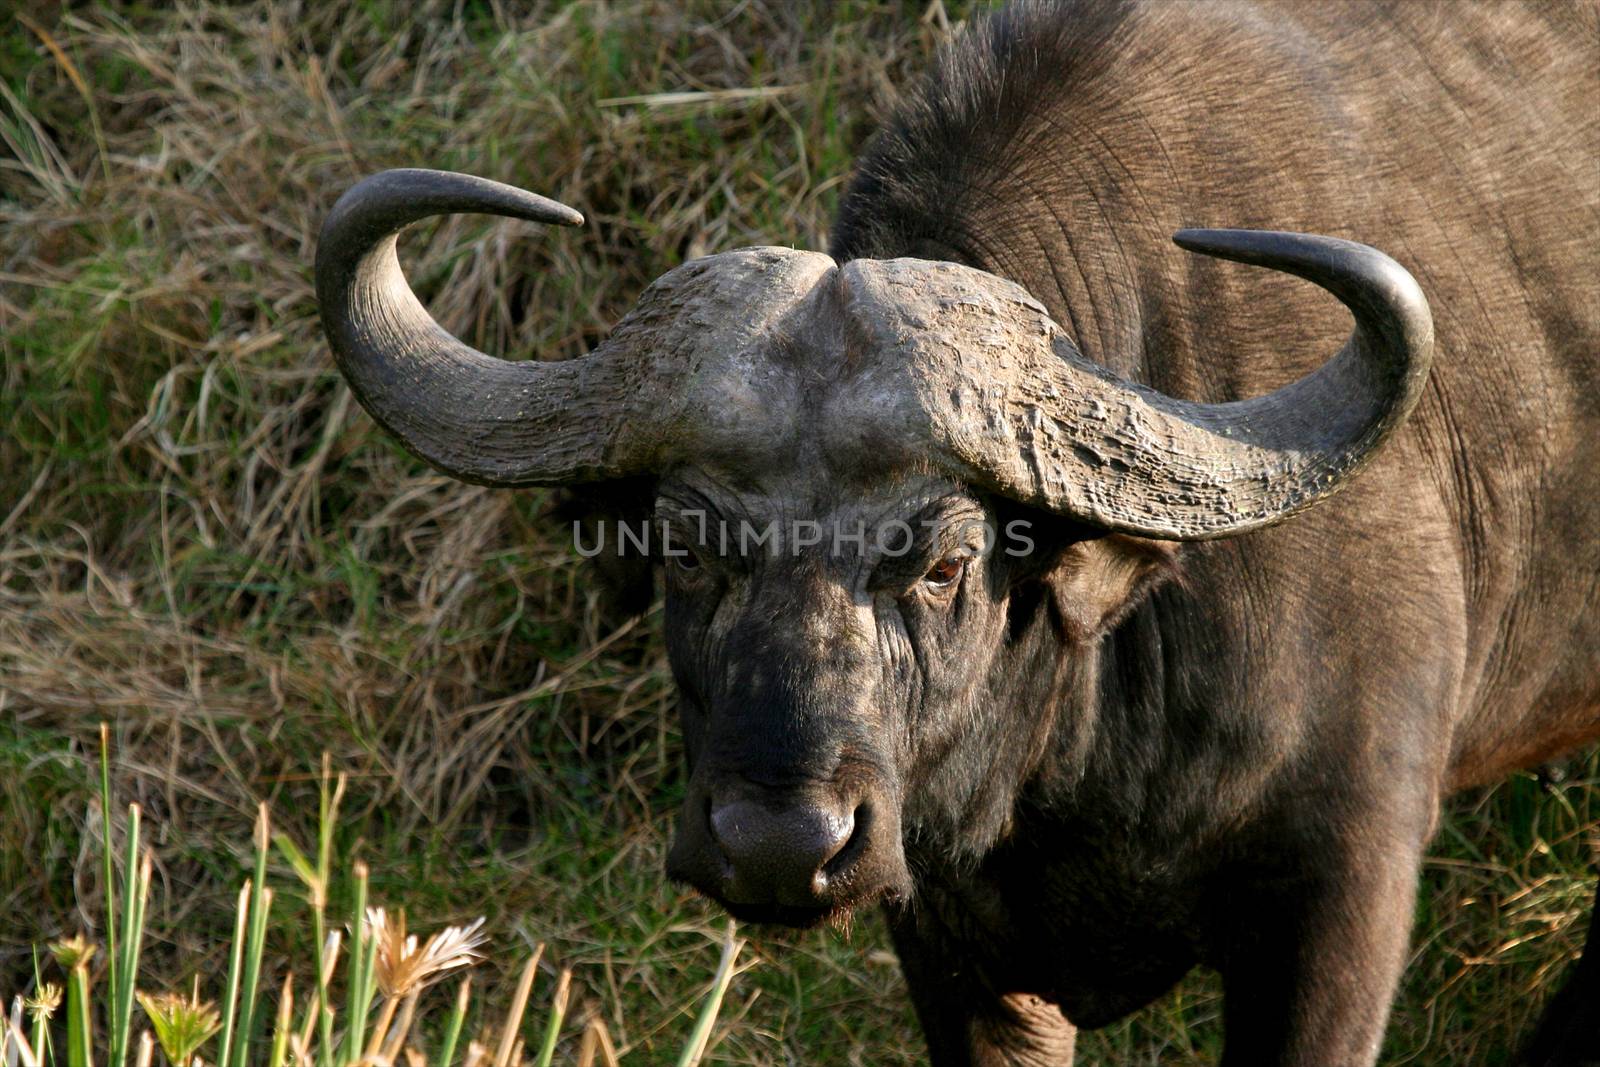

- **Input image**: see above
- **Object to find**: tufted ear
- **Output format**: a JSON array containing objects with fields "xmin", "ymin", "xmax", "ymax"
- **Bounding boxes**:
[{"xmin": 1038, "ymin": 533, "xmax": 1179, "ymax": 644}]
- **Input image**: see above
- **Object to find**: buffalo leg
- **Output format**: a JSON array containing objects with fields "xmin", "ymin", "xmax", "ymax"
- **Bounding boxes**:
[
  {"xmin": 1215, "ymin": 818, "xmax": 1431, "ymax": 1067},
  {"xmin": 889, "ymin": 912, "xmax": 1077, "ymax": 1066},
  {"xmin": 1520, "ymin": 877, "xmax": 1600, "ymax": 1066}
]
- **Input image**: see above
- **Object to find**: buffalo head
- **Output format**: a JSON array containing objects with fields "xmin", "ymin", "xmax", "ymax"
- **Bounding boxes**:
[{"xmin": 316, "ymin": 169, "xmax": 1431, "ymax": 927}]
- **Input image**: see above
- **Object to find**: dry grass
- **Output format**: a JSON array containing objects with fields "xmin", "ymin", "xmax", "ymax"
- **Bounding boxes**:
[{"xmin": 1, "ymin": 2, "xmax": 1593, "ymax": 1063}]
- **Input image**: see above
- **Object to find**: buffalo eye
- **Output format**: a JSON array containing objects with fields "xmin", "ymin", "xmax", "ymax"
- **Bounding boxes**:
[
  {"xmin": 669, "ymin": 545, "xmax": 700, "ymax": 572},
  {"xmin": 922, "ymin": 554, "xmax": 966, "ymax": 591}
]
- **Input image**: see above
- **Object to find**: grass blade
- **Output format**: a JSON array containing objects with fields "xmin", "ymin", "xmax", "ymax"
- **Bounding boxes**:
[
  {"xmin": 111, "ymin": 808, "xmax": 145, "ymax": 1067},
  {"xmin": 14, "ymin": 12, "xmax": 110, "ymax": 185},
  {"xmin": 340, "ymin": 863, "xmax": 367, "ymax": 1067},
  {"xmin": 29, "ymin": 1007, "xmax": 49, "ymax": 1067},
  {"xmin": 354, "ymin": 930, "xmax": 379, "ymax": 1057},
  {"xmin": 674, "ymin": 923, "xmax": 743, "ymax": 1067},
  {"xmin": 27, "ymin": 949, "xmax": 55, "ymax": 1067},
  {"xmin": 230, "ymin": 806, "xmax": 272, "ymax": 1067},
  {"xmin": 436, "ymin": 976, "xmax": 470, "ymax": 1067},
  {"xmin": 268, "ymin": 974, "xmax": 293, "ymax": 1067},
  {"xmin": 296, "ymin": 930, "xmax": 339, "ymax": 1056},
  {"xmin": 96, "ymin": 727, "xmax": 118, "ymax": 1067},
  {"xmin": 532, "ymin": 969, "xmax": 571, "ymax": 1067},
  {"xmin": 494, "ymin": 946, "xmax": 542, "ymax": 1067},
  {"xmin": 64, "ymin": 951, "xmax": 93, "ymax": 1067},
  {"xmin": 315, "ymin": 764, "xmax": 345, "ymax": 1067},
  {"xmin": 215, "ymin": 882, "xmax": 251, "ymax": 1067}
]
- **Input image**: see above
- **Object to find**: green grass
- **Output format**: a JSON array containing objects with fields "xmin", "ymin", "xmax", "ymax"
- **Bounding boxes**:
[
  {"xmin": 0, "ymin": 2, "xmax": 1593, "ymax": 1064},
  {"xmin": 6, "ymin": 733, "xmax": 748, "ymax": 1065}
]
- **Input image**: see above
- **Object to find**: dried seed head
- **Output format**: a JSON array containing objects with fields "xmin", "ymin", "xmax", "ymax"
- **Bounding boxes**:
[
  {"xmin": 25, "ymin": 982, "xmax": 62, "ymax": 1020},
  {"xmin": 364, "ymin": 908, "xmax": 487, "ymax": 999}
]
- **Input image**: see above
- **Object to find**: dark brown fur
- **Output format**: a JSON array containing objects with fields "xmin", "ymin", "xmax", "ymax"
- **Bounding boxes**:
[
  {"xmin": 316, "ymin": 3, "xmax": 1598, "ymax": 1061},
  {"xmin": 821, "ymin": 2, "xmax": 1600, "ymax": 1063}
]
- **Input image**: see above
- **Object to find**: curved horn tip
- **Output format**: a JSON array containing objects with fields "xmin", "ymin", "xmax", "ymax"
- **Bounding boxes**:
[
  {"xmin": 1171, "ymin": 227, "xmax": 1406, "ymax": 282},
  {"xmin": 314, "ymin": 167, "xmax": 604, "ymax": 489},
  {"xmin": 1171, "ymin": 227, "xmax": 1387, "ymax": 270},
  {"xmin": 1170, "ymin": 227, "xmax": 1430, "ymax": 334},
  {"xmin": 327, "ymin": 168, "xmax": 584, "ymax": 233}
]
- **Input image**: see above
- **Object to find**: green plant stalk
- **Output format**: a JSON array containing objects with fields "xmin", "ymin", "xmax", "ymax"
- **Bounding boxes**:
[
  {"xmin": 30, "ymin": 948, "xmax": 52, "ymax": 1067},
  {"xmin": 291, "ymin": 929, "xmax": 339, "ymax": 1059},
  {"xmin": 674, "ymin": 924, "xmax": 743, "ymax": 1067},
  {"xmin": 66, "ymin": 961, "xmax": 92, "ymax": 1067},
  {"xmin": 316, "ymin": 767, "xmax": 344, "ymax": 1067},
  {"xmin": 341, "ymin": 863, "xmax": 368, "ymax": 1067},
  {"xmin": 284, "ymin": 921, "xmax": 324, "ymax": 1062},
  {"xmin": 533, "ymin": 970, "xmax": 571, "ymax": 1067},
  {"xmin": 352, "ymin": 930, "xmax": 379, "ymax": 1060},
  {"xmin": 111, "ymin": 807, "xmax": 144, "ymax": 1067},
  {"xmin": 232, "ymin": 882, "xmax": 274, "ymax": 1067},
  {"xmin": 308, "ymin": 907, "xmax": 329, "ymax": 1067},
  {"xmin": 268, "ymin": 975, "xmax": 293, "ymax": 1067},
  {"xmin": 215, "ymin": 881, "xmax": 251, "ymax": 1067},
  {"xmin": 436, "ymin": 977, "xmax": 470, "ymax": 1067},
  {"xmin": 230, "ymin": 808, "xmax": 272, "ymax": 1067},
  {"xmin": 269, "ymin": 1015, "xmax": 291, "ymax": 1066},
  {"xmin": 273, "ymin": 828, "xmax": 328, "ymax": 1062},
  {"xmin": 287, "ymin": 948, "xmax": 320, "ymax": 1067},
  {"xmin": 122, "ymin": 856, "xmax": 151, "ymax": 1067},
  {"xmin": 31, "ymin": 1011, "xmax": 50, "ymax": 1067},
  {"xmin": 97, "ymin": 726, "xmax": 118, "ymax": 1067}
]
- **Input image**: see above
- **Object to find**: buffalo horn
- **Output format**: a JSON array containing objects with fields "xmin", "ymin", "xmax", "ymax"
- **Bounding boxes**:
[{"xmin": 316, "ymin": 168, "xmax": 642, "ymax": 486}]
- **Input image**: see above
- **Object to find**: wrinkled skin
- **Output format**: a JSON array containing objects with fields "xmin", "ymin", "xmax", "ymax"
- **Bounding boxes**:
[
  {"xmin": 642, "ymin": 2, "xmax": 1600, "ymax": 1065},
  {"xmin": 658, "ymin": 473, "xmax": 1105, "ymax": 924}
]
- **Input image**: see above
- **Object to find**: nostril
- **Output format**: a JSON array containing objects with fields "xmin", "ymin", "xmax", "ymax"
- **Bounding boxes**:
[
  {"xmin": 819, "ymin": 805, "xmax": 856, "ymax": 860},
  {"xmin": 707, "ymin": 798, "xmax": 742, "ymax": 854},
  {"xmin": 708, "ymin": 795, "xmax": 874, "ymax": 904},
  {"xmin": 703, "ymin": 794, "xmax": 735, "ymax": 876},
  {"xmin": 815, "ymin": 803, "xmax": 872, "ymax": 891}
]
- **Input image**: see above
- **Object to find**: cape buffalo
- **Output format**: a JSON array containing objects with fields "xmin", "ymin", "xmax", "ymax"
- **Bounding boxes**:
[{"xmin": 315, "ymin": 1, "xmax": 1599, "ymax": 1063}]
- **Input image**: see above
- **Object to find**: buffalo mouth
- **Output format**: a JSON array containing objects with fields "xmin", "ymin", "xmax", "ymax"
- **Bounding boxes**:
[
  {"xmin": 674, "ymin": 874, "xmax": 901, "ymax": 930},
  {"xmin": 664, "ymin": 789, "xmax": 911, "ymax": 929}
]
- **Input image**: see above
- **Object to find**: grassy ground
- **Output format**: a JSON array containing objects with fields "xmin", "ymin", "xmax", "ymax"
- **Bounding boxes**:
[{"xmin": 1, "ymin": 2, "xmax": 1594, "ymax": 1063}]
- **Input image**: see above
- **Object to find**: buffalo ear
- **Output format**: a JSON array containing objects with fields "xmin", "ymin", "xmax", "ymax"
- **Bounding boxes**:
[
  {"xmin": 1039, "ymin": 533, "xmax": 1179, "ymax": 643},
  {"xmin": 548, "ymin": 479, "xmax": 656, "ymax": 630}
]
